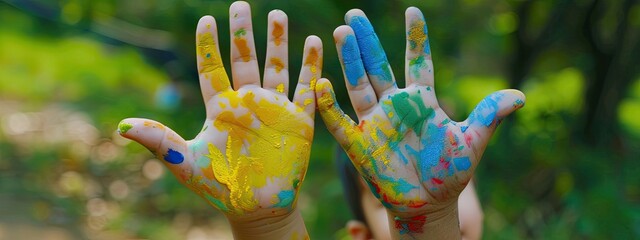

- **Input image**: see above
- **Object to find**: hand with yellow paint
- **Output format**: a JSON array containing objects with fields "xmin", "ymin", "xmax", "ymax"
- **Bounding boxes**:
[
  {"xmin": 316, "ymin": 7, "xmax": 525, "ymax": 239},
  {"xmin": 118, "ymin": 2, "xmax": 320, "ymax": 239}
]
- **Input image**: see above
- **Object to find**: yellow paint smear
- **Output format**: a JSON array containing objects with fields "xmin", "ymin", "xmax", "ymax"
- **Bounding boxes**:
[
  {"xmin": 197, "ymin": 32, "xmax": 230, "ymax": 92},
  {"xmin": 276, "ymin": 83, "xmax": 285, "ymax": 93},
  {"xmin": 272, "ymin": 22, "xmax": 284, "ymax": 46},
  {"xmin": 317, "ymin": 81, "xmax": 405, "ymax": 203},
  {"xmin": 203, "ymin": 91, "xmax": 312, "ymax": 214},
  {"xmin": 220, "ymin": 90, "xmax": 241, "ymax": 108},
  {"xmin": 234, "ymin": 38, "xmax": 252, "ymax": 62},
  {"xmin": 303, "ymin": 98, "xmax": 313, "ymax": 106},
  {"xmin": 408, "ymin": 20, "xmax": 427, "ymax": 51}
]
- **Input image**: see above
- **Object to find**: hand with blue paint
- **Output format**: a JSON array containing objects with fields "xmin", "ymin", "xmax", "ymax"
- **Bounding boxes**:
[
  {"xmin": 117, "ymin": 2, "xmax": 320, "ymax": 239},
  {"xmin": 316, "ymin": 7, "xmax": 525, "ymax": 239}
]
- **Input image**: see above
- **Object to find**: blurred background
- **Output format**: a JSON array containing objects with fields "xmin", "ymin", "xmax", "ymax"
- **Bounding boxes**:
[{"xmin": 0, "ymin": 0, "xmax": 639, "ymax": 239}]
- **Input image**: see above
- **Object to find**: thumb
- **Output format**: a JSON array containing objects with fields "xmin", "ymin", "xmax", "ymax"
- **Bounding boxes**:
[
  {"xmin": 315, "ymin": 78, "xmax": 358, "ymax": 150},
  {"xmin": 463, "ymin": 89, "xmax": 525, "ymax": 151},
  {"xmin": 118, "ymin": 118, "xmax": 191, "ymax": 181}
]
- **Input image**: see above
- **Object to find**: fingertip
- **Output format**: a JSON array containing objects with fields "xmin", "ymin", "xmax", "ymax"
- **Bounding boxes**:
[
  {"xmin": 504, "ymin": 89, "xmax": 526, "ymax": 100},
  {"xmin": 117, "ymin": 118, "xmax": 168, "ymax": 146},
  {"xmin": 197, "ymin": 15, "xmax": 216, "ymax": 31},
  {"xmin": 345, "ymin": 9, "xmax": 366, "ymax": 23},
  {"xmin": 315, "ymin": 78, "xmax": 330, "ymax": 95},
  {"xmin": 333, "ymin": 25, "xmax": 354, "ymax": 41},
  {"xmin": 230, "ymin": 1, "xmax": 250, "ymax": 10},
  {"xmin": 315, "ymin": 78, "xmax": 336, "ymax": 107},
  {"xmin": 405, "ymin": 6, "xmax": 423, "ymax": 17},
  {"xmin": 229, "ymin": 1, "xmax": 251, "ymax": 19},
  {"xmin": 268, "ymin": 9, "xmax": 288, "ymax": 22},
  {"xmin": 305, "ymin": 35, "xmax": 322, "ymax": 46},
  {"xmin": 198, "ymin": 15, "xmax": 214, "ymax": 23},
  {"xmin": 117, "ymin": 118, "xmax": 135, "ymax": 136},
  {"xmin": 502, "ymin": 89, "xmax": 526, "ymax": 109}
]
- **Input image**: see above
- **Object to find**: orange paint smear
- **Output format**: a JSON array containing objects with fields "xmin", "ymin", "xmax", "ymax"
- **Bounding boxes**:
[
  {"xmin": 272, "ymin": 22, "xmax": 284, "ymax": 46},
  {"xmin": 143, "ymin": 121, "xmax": 165, "ymax": 130},
  {"xmin": 304, "ymin": 48, "xmax": 319, "ymax": 66},
  {"xmin": 270, "ymin": 57, "xmax": 285, "ymax": 73},
  {"xmin": 234, "ymin": 38, "xmax": 252, "ymax": 62},
  {"xmin": 304, "ymin": 48, "xmax": 320, "ymax": 91}
]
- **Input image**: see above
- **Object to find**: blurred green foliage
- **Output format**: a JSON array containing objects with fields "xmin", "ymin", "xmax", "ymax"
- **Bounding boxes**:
[{"xmin": 0, "ymin": 0, "xmax": 639, "ymax": 239}]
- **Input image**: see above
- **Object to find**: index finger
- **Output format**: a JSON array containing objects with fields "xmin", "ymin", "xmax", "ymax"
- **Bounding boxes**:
[{"xmin": 196, "ymin": 16, "xmax": 231, "ymax": 106}]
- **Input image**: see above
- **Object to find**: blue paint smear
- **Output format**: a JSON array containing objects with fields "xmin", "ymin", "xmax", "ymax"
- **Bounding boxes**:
[
  {"xmin": 423, "ymin": 21, "xmax": 431, "ymax": 55},
  {"xmin": 163, "ymin": 148, "xmax": 184, "ymax": 164},
  {"xmin": 398, "ymin": 149, "xmax": 410, "ymax": 164},
  {"xmin": 461, "ymin": 125, "xmax": 469, "ymax": 133},
  {"xmin": 393, "ymin": 178, "xmax": 418, "ymax": 194},
  {"xmin": 398, "ymin": 223, "xmax": 410, "ymax": 234},
  {"xmin": 272, "ymin": 190, "xmax": 295, "ymax": 208},
  {"xmin": 341, "ymin": 35, "xmax": 365, "ymax": 86},
  {"xmin": 454, "ymin": 157, "xmax": 471, "ymax": 171},
  {"xmin": 468, "ymin": 92, "xmax": 503, "ymax": 127},
  {"xmin": 349, "ymin": 16, "xmax": 392, "ymax": 81},
  {"xmin": 406, "ymin": 123, "xmax": 447, "ymax": 182}
]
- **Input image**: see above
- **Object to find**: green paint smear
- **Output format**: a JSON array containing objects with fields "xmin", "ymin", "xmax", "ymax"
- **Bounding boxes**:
[
  {"xmin": 390, "ymin": 92, "xmax": 434, "ymax": 134},
  {"xmin": 118, "ymin": 122, "xmax": 133, "ymax": 134},
  {"xmin": 234, "ymin": 28, "xmax": 246, "ymax": 37},
  {"xmin": 409, "ymin": 55, "xmax": 426, "ymax": 79},
  {"xmin": 293, "ymin": 179, "xmax": 300, "ymax": 189},
  {"xmin": 206, "ymin": 195, "xmax": 229, "ymax": 212}
]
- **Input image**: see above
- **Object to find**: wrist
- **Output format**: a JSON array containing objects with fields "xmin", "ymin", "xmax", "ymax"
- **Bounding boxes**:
[
  {"xmin": 227, "ymin": 208, "xmax": 308, "ymax": 240},
  {"xmin": 387, "ymin": 202, "xmax": 461, "ymax": 240}
]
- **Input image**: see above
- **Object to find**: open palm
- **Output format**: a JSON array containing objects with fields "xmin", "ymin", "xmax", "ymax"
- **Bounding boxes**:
[
  {"xmin": 316, "ymin": 8, "xmax": 525, "ymax": 216},
  {"xmin": 118, "ymin": 2, "xmax": 322, "ymax": 217}
]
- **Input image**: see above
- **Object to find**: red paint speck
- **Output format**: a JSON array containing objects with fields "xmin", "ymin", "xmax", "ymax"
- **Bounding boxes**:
[
  {"xmin": 435, "ymin": 157, "xmax": 450, "ymax": 172},
  {"xmin": 464, "ymin": 133, "xmax": 473, "ymax": 147},
  {"xmin": 408, "ymin": 201, "xmax": 428, "ymax": 208},
  {"xmin": 394, "ymin": 215, "xmax": 427, "ymax": 234},
  {"xmin": 357, "ymin": 120, "xmax": 366, "ymax": 132},
  {"xmin": 431, "ymin": 178, "xmax": 444, "ymax": 184}
]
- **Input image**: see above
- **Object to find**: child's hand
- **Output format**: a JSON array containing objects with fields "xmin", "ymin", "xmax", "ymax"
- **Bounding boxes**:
[
  {"xmin": 118, "ymin": 2, "xmax": 320, "ymax": 238},
  {"xmin": 316, "ymin": 7, "xmax": 524, "ymax": 238}
]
